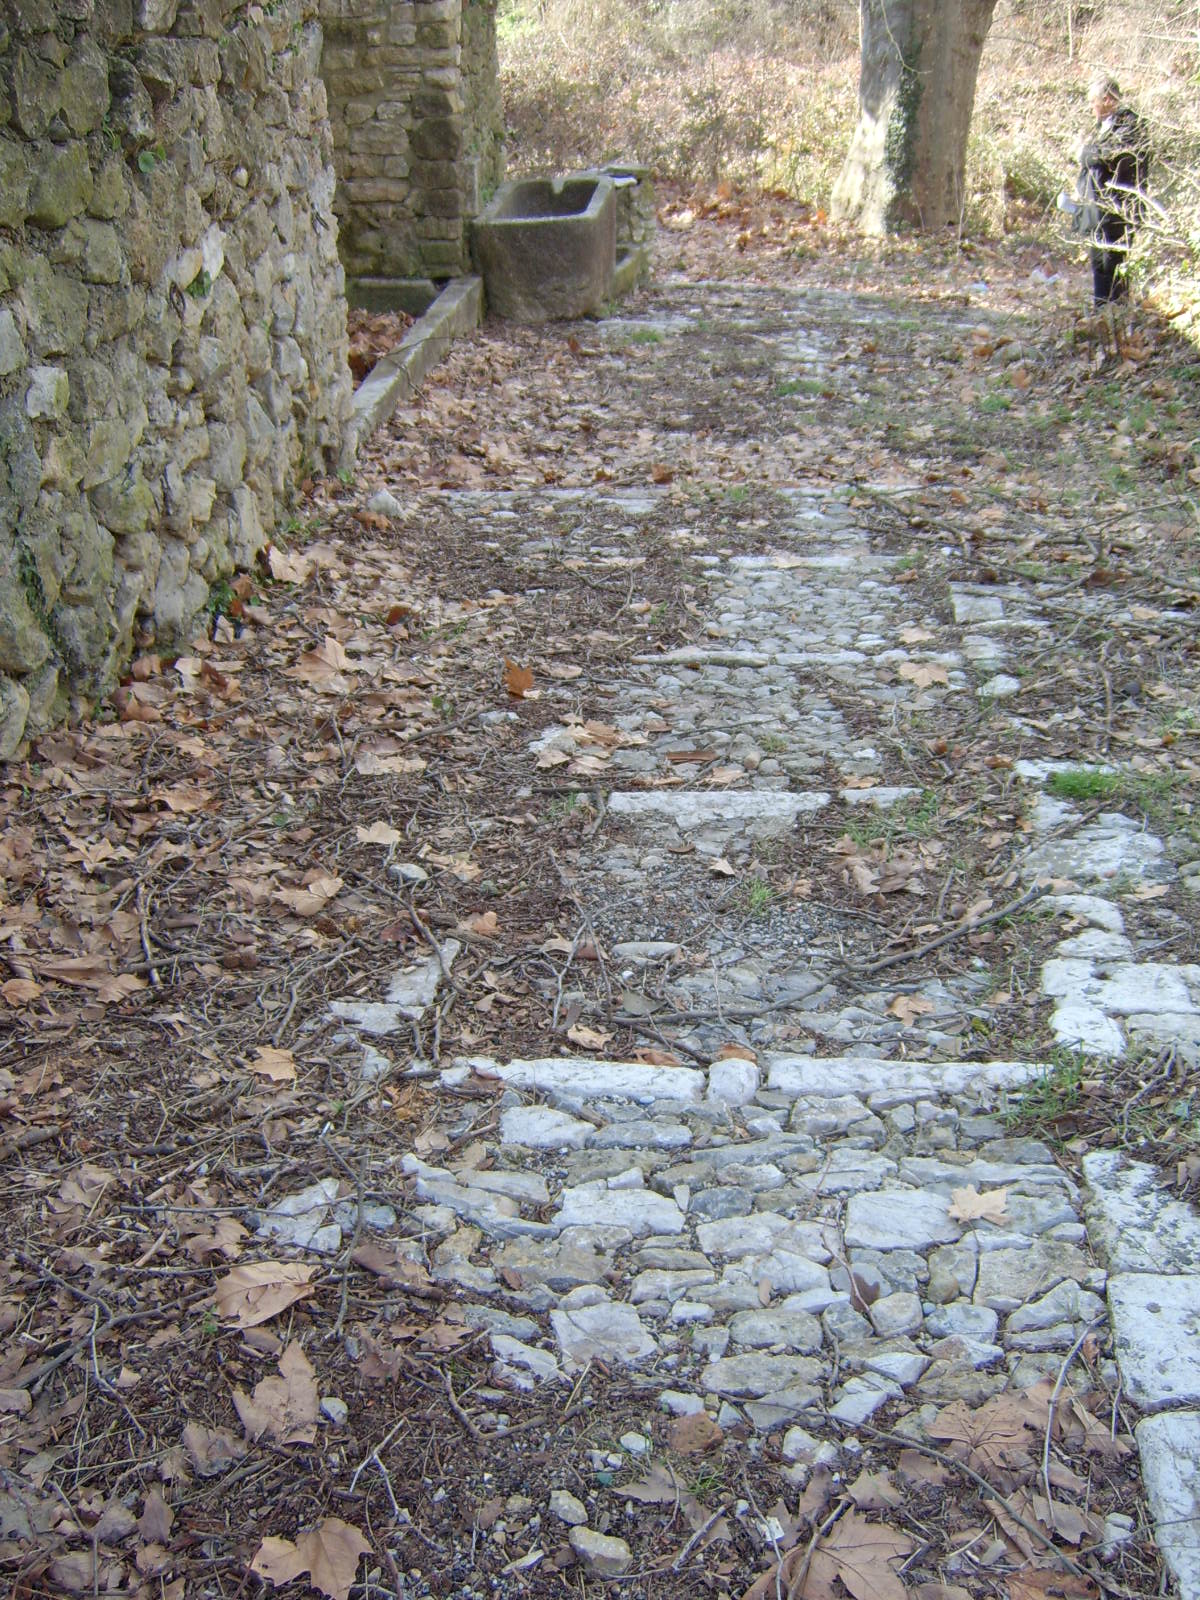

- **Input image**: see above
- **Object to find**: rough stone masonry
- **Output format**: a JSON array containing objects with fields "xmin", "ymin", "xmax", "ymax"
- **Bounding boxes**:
[{"xmin": 0, "ymin": 0, "xmax": 353, "ymax": 757}]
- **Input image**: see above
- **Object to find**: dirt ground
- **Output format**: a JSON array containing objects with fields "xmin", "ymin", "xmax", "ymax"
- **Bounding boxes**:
[{"xmin": 1, "ymin": 193, "xmax": 1197, "ymax": 1598}]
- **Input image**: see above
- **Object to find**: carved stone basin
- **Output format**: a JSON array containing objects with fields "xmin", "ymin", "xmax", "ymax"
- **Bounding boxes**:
[{"xmin": 471, "ymin": 176, "xmax": 617, "ymax": 322}]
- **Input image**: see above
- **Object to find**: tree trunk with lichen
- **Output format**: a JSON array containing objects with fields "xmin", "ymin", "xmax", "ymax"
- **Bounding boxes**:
[{"xmin": 832, "ymin": 0, "xmax": 999, "ymax": 233}]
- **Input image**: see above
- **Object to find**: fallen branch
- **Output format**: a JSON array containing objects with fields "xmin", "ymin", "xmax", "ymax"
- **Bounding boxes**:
[
  {"xmin": 854, "ymin": 1422, "xmax": 1140, "ymax": 1600},
  {"xmin": 849, "ymin": 881, "xmax": 1050, "ymax": 978}
]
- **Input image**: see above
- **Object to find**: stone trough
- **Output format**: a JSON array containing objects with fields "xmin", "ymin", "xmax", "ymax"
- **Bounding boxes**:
[{"xmin": 471, "ymin": 175, "xmax": 619, "ymax": 322}]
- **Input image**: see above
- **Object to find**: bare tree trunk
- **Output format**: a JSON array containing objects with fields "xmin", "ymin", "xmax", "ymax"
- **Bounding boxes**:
[{"xmin": 831, "ymin": 0, "xmax": 999, "ymax": 234}]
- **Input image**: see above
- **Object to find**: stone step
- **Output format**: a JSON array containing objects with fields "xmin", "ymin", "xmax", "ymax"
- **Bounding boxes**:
[
  {"xmin": 607, "ymin": 789, "xmax": 830, "ymax": 837},
  {"xmin": 438, "ymin": 1053, "xmax": 1050, "ymax": 1116}
]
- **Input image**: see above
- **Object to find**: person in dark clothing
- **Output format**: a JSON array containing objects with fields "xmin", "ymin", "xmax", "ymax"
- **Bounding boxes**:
[{"xmin": 1079, "ymin": 76, "xmax": 1150, "ymax": 305}]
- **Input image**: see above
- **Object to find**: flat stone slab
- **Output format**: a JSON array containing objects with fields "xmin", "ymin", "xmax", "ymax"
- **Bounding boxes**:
[
  {"xmin": 350, "ymin": 278, "xmax": 482, "ymax": 448},
  {"xmin": 1020, "ymin": 813, "xmax": 1167, "ymax": 885},
  {"xmin": 1136, "ymin": 1411, "xmax": 1200, "ymax": 1599},
  {"xmin": 608, "ymin": 791, "xmax": 830, "ymax": 836},
  {"xmin": 1108, "ymin": 1274, "xmax": 1200, "ymax": 1408},
  {"xmin": 632, "ymin": 647, "xmax": 770, "ymax": 668},
  {"xmin": 444, "ymin": 1055, "xmax": 705, "ymax": 1104},
  {"xmin": 844, "ymin": 1190, "xmax": 962, "ymax": 1251},
  {"xmin": 330, "ymin": 943, "xmax": 461, "ymax": 1034},
  {"xmin": 1090, "ymin": 963, "xmax": 1196, "ymax": 1016},
  {"xmin": 701, "ymin": 1353, "xmax": 822, "ymax": 1400},
  {"xmin": 1083, "ymin": 1152, "xmax": 1200, "ymax": 1273},
  {"xmin": 766, "ymin": 1056, "xmax": 1046, "ymax": 1102},
  {"xmin": 499, "ymin": 1106, "xmax": 594, "ymax": 1149},
  {"xmin": 974, "ymin": 1241, "xmax": 1094, "ymax": 1312},
  {"xmin": 550, "ymin": 1295, "xmax": 657, "ymax": 1369},
  {"xmin": 555, "ymin": 1180, "xmax": 686, "ymax": 1236}
]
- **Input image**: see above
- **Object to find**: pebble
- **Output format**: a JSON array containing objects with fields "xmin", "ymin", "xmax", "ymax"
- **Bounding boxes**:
[
  {"xmin": 549, "ymin": 1489, "xmax": 587, "ymax": 1526},
  {"xmin": 569, "ymin": 1528, "xmax": 633, "ymax": 1577}
]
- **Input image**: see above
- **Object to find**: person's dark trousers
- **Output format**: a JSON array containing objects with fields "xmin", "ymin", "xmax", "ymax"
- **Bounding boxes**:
[{"xmin": 1091, "ymin": 218, "xmax": 1130, "ymax": 304}]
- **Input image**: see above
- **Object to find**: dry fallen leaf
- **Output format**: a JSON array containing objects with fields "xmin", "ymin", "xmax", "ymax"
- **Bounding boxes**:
[
  {"xmin": 350, "ymin": 1241, "xmax": 434, "ymax": 1292},
  {"xmin": 503, "ymin": 659, "xmax": 535, "ymax": 698},
  {"xmin": 566, "ymin": 1023, "xmax": 611, "ymax": 1050},
  {"xmin": 273, "ymin": 876, "xmax": 343, "ymax": 916},
  {"xmin": 947, "ymin": 1184, "xmax": 1009, "ymax": 1223},
  {"xmin": 887, "ymin": 993, "xmax": 936, "ymax": 1024},
  {"xmin": 233, "ymin": 1342, "xmax": 319, "ymax": 1445},
  {"xmin": 251, "ymin": 1518, "xmax": 371, "ymax": 1600},
  {"xmin": 355, "ymin": 752, "xmax": 427, "ymax": 776},
  {"xmin": 715, "ymin": 1042, "xmax": 757, "ymax": 1063},
  {"xmin": 213, "ymin": 1262, "xmax": 316, "ymax": 1328},
  {"xmin": 744, "ymin": 1510, "xmax": 913, "ymax": 1600},
  {"xmin": 898, "ymin": 659, "xmax": 950, "ymax": 688},
  {"xmin": 246, "ymin": 1046, "xmax": 297, "ymax": 1084},
  {"xmin": 1, "ymin": 978, "xmax": 42, "ymax": 1005},
  {"xmin": 267, "ymin": 546, "xmax": 314, "ymax": 584},
  {"xmin": 355, "ymin": 821, "xmax": 403, "ymax": 846},
  {"xmin": 181, "ymin": 1420, "xmax": 248, "ymax": 1478},
  {"xmin": 709, "ymin": 857, "xmax": 737, "ymax": 876},
  {"xmin": 668, "ymin": 1412, "xmax": 724, "ymax": 1454}
]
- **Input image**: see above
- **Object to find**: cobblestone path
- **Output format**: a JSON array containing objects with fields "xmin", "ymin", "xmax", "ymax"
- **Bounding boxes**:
[{"xmin": 321, "ymin": 282, "xmax": 1200, "ymax": 1594}]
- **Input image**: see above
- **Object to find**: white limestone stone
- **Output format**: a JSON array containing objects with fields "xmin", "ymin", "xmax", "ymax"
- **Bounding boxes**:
[
  {"xmin": 555, "ymin": 1180, "xmax": 685, "ymax": 1236},
  {"xmin": 696, "ymin": 1213, "xmax": 829, "ymax": 1261},
  {"xmin": 844, "ymin": 1190, "xmax": 961, "ymax": 1251},
  {"xmin": 860, "ymin": 1347, "xmax": 929, "ymax": 1387},
  {"xmin": 728, "ymin": 1309, "xmax": 823, "ymax": 1353},
  {"xmin": 952, "ymin": 592, "xmax": 1005, "ymax": 623},
  {"xmin": 1050, "ymin": 999, "xmax": 1124, "ymax": 1057},
  {"xmin": 1040, "ymin": 958, "xmax": 1096, "ymax": 999},
  {"xmin": 827, "ymin": 1373, "xmax": 902, "ymax": 1425},
  {"xmin": 1135, "ymin": 1411, "xmax": 1200, "ymax": 1599},
  {"xmin": 659, "ymin": 1389, "xmax": 705, "ymax": 1416},
  {"xmin": 766, "ymin": 1056, "xmax": 1045, "ymax": 1101},
  {"xmin": 1091, "ymin": 963, "xmax": 1196, "ymax": 1017},
  {"xmin": 591, "ymin": 1119, "xmax": 693, "ymax": 1150},
  {"xmin": 613, "ymin": 941, "xmax": 681, "ymax": 964},
  {"xmin": 500, "ymin": 1105, "xmax": 593, "ymax": 1149},
  {"xmin": 447, "ymin": 1056, "xmax": 705, "ymax": 1105},
  {"xmin": 707, "ymin": 1056, "xmax": 760, "ymax": 1106},
  {"xmin": 1083, "ymin": 1151, "xmax": 1200, "ymax": 1273},
  {"xmin": 1055, "ymin": 930, "xmax": 1133, "ymax": 961},
  {"xmin": 629, "ymin": 1269, "xmax": 714, "ymax": 1303},
  {"xmin": 979, "ymin": 673, "xmax": 1021, "ymax": 699},
  {"xmin": 549, "ymin": 1490, "xmax": 587, "ymax": 1526},
  {"xmin": 551, "ymin": 1295, "xmax": 657, "ymax": 1370},
  {"xmin": 256, "ymin": 1177, "xmax": 342, "ymax": 1254},
  {"xmin": 1021, "ymin": 813, "xmax": 1165, "ymax": 885},
  {"xmin": 973, "ymin": 1240, "xmax": 1093, "ymax": 1312},
  {"xmin": 781, "ymin": 1425, "xmax": 825, "ymax": 1463},
  {"xmin": 1108, "ymin": 1274, "xmax": 1200, "ymax": 1407},
  {"xmin": 1045, "ymin": 893, "xmax": 1125, "ymax": 932},
  {"xmin": 465, "ymin": 1168, "xmax": 550, "ymax": 1206},
  {"xmin": 701, "ymin": 1353, "xmax": 823, "ymax": 1400},
  {"xmin": 491, "ymin": 1335, "xmax": 562, "ymax": 1383},
  {"xmin": 868, "ymin": 1291, "xmax": 923, "ymax": 1338},
  {"xmin": 569, "ymin": 1528, "xmax": 633, "ymax": 1577},
  {"xmin": 607, "ymin": 790, "xmax": 829, "ymax": 836},
  {"xmin": 1006, "ymin": 1280, "xmax": 1106, "ymax": 1334}
]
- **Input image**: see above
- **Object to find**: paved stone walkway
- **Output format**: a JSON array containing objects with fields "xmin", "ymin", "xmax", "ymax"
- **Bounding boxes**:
[{"xmin": 316, "ymin": 283, "xmax": 1200, "ymax": 1590}]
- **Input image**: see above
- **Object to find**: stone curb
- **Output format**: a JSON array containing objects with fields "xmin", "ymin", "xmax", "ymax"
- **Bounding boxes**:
[{"xmin": 348, "ymin": 276, "xmax": 484, "ymax": 451}]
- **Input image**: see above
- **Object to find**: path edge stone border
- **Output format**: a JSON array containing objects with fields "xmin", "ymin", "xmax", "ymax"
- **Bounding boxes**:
[{"xmin": 349, "ymin": 277, "xmax": 484, "ymax": 451}]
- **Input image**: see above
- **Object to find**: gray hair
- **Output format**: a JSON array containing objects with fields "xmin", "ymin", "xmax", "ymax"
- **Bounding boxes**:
[{"xmin": 1088, "ymin": 74, "xmax": 1121, "ymax": 102}]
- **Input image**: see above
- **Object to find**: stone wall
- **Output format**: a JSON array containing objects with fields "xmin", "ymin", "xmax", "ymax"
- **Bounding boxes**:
[
  {"xmin": 0, "ymin": 0, "xmax": 352, "ymax": 757},
  {"xmin": 461, "ymin": 0, "xmax": 502, "ymax": 210},
  {"xmin": 320, "ymin": 0, "xmax": 504, "ymax": 298}
]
